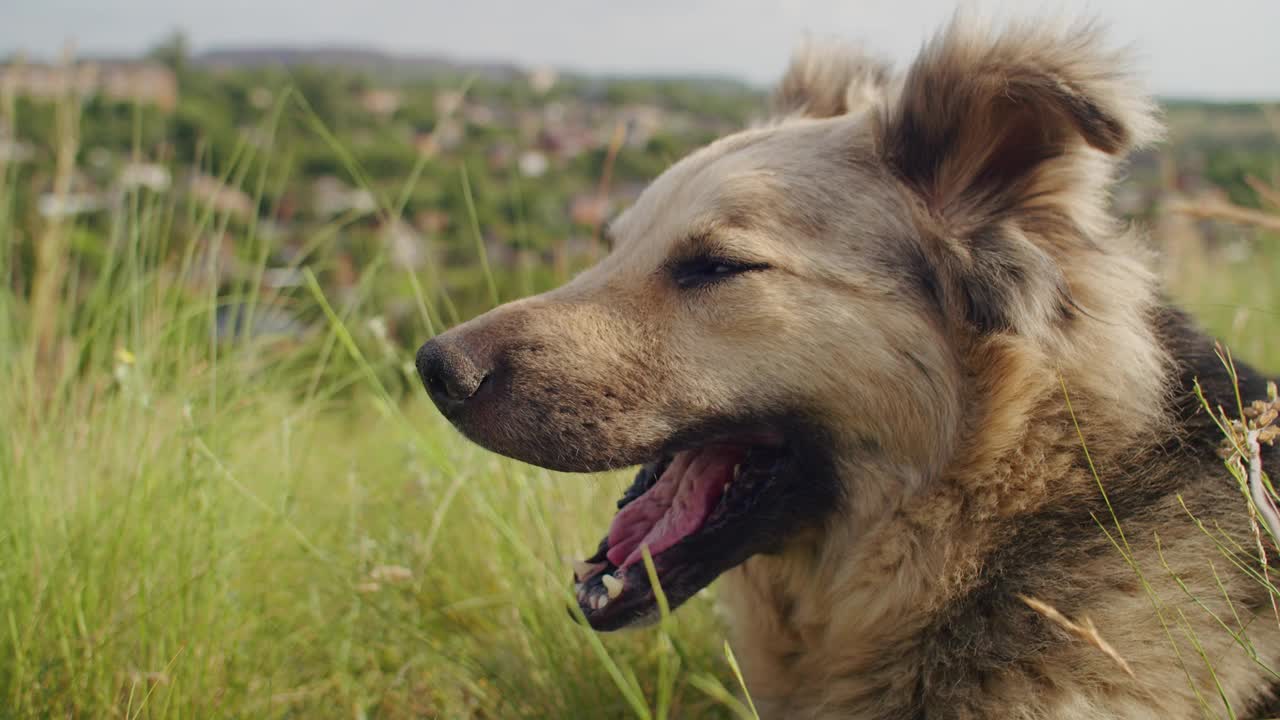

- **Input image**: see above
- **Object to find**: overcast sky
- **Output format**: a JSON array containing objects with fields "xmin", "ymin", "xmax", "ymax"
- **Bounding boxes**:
[{"xmin": 5, "ymin": 0, "xmax": 1279, "ymax": 100}]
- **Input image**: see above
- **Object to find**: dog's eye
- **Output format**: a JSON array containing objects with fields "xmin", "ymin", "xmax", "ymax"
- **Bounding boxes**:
[{"xmin": 670, "ymin": 257, "xmax": 768, "ymax": 289}]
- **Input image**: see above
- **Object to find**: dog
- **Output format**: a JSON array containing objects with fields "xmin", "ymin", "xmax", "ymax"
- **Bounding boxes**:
[{"xmin": 416, "ymin": 18, "xmax": 1280, "ymax": 718}]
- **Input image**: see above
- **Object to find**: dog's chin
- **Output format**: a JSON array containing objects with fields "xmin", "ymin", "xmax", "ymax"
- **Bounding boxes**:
[{"xmin": 565, "ymin": 426, "xmax": 841, "ymax": 632}]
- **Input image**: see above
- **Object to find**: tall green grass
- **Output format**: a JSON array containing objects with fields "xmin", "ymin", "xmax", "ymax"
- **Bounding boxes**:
[{"xmin": 0, "ymin": 92, "xmax": 751, "ymax": 719}]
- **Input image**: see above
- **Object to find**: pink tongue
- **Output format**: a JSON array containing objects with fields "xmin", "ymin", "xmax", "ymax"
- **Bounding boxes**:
[{"xmin": 606, "ymin": 446, "xmax": 743, "ymax": 568}]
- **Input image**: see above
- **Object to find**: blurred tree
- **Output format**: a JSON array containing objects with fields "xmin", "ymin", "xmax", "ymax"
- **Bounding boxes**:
[{"xmin": 146, "ymin": 30, "xmax": 190, "ymax": 77}]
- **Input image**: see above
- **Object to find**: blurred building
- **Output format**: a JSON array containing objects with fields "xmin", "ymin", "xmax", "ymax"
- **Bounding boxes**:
[
  {"xmin": 527, "ymin": 66, "xmax": 558, "ymax": 95},
  {"xmin": 359, "ymin": 88, "xmax": 401, "ymax": 117},
  {"xmin": 0, "ymin": 60, "xmax": 178, "ymax": 111}
]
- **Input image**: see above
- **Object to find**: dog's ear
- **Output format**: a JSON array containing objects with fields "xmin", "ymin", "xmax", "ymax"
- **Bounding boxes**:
[
  {"xmin": 773, "ymin": 41, "xmax": 891, "ymax": 119},
  {"xmin": 879, "ymin": 19, "xmax": 1161, "ymax": 335}
]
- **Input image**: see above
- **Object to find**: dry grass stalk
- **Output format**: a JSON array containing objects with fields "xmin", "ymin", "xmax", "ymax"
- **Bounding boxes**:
[
  {"xmin": 1018, "ymin": 594, "xmax": 1136, "ymax": 678},
  {"xmin": 1245, "ymin": 175, "xmax": 1280, "ymax": 210},
  {"xmin": 586, "ymin": 120, "xmax": 627, "ymax": 265},
  {"xmin": 1217, "ymin": 380, "xmax": 1280, "ymax": 625},
  {"xmin": 1216, "ymin": 381, "xmax": 1280, "ymax": 544},
  {"xmin": 127, "ymin": 669, "xmax": 172, "ymax": 686},
  {"xmin": 1168, "ymin": 198, "xmax": 1280, "ymax": 233},
  {"xmin": 29, "ymin": 44, "xmax": 80, "ymax": 368}
]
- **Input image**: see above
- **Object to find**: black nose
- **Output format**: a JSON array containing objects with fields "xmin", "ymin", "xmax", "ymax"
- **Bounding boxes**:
[{"xmin": 416, "ymin": 337, "xmax": 489, "ymax": 416}]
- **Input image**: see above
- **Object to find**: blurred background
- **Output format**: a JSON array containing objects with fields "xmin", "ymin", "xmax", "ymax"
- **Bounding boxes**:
[
  {"xmin": 1, "ymin": 2, "xmax": 1278, "ymax": 718},
  {"xmin": 4, "ymin": 1, "xmax": 1280, "ymax": 350}
]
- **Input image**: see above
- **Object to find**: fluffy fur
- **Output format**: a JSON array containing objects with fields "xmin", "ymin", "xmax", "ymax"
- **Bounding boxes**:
[{"xmin": 420, "ymin": 19, "xmax": 1280, "ymax": 718}]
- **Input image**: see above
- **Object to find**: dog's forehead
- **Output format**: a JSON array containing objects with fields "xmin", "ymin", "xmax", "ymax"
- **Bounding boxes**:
[
  {"xmin": 607, "ymin": 121, "xmax": 856, "ymax": 258},
  {"xmin": 616, "ymin": 134, "xmax": 769, "ymax": 235}
]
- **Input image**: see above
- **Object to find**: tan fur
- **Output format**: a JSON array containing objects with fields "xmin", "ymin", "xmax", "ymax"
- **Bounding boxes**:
[
  {"xmin": 424, "ymin": 18, "xmax": 1280, "ymax": 718},
  {"xmin": 772, "ymin": 40, "xmax": 890, "ymax": 120},
  {"xmin": 712, "ymin": 22, "xmax": 1279, "ymax": 718}
]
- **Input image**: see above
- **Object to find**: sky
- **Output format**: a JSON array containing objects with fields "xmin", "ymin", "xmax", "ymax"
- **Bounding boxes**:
[{"xmin": 5, "ymin": 0, "xmax": 1280, "ymax": 100}]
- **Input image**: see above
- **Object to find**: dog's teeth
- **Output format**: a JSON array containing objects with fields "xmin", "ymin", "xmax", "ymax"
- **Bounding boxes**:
[
  {"xmin": 602, "ymin": 573, "xmax": 623, "ymax": 599},
  {"xmin": 594, "ymin": 594, "xmax": 610, "ymax": 610},
  {"xmin": 574, "ymin": 582, "xmax": 584, "ymax": 594},
  {"xmin": 574, "ymin": 560, "xmax": 603, "ymax": 581},
  {"xmin": 730, "ymin": 463, "xmax": 741, "ymax": 485}
]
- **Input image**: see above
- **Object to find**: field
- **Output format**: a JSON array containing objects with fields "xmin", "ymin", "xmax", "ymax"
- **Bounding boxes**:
[
  {"xmin": 0, "ymin": 184, "xmax": 746, "ymax": 718},
  {"xmin": 2, "ymin": 59, "xmax": 1280, "ymax": 718}
]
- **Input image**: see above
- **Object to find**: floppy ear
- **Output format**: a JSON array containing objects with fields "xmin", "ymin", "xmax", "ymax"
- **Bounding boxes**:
[
  {"xmin": 772, "ymin": 41, "xmax": 891, "ymax": 119},
  {"xmin": 879, "ymin": 19, "xmax": 1160, "ymax": 335}
]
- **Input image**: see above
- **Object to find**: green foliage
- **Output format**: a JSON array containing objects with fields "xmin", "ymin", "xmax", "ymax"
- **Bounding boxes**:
[
  {"xmin": 0, "ymin": 59, "xmax": 756, "ymax": 323},
  {"xmin": 0, "ymin": 135, "xmax": 753, "ymax": 715},
  {"xmin": 1204, "ymin": 148, "xmax": 1280, "ymax": 207}
]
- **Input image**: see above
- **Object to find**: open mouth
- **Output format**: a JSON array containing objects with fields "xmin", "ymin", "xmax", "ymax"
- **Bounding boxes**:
[{"xmin": 571, "ymin": 432, "xmax": 828, "ymax": 631}]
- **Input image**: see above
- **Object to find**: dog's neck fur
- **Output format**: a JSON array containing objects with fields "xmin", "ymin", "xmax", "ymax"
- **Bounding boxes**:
[
  {"xmin": 717, "ymin": 266, "xmax": 1280, "ymax": 718},
  {"xmin": 721, "ymin": 347, "xmax": 1128, "ymax": 710}
]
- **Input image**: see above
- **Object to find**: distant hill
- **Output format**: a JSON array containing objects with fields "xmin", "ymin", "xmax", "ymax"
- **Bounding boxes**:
[
  {"xmin": 190, "ymin": 45, "xmax": 760, "ymax": 93},
  {"xmin": 193, "ymin": 46, "xmax": 523, "ymax": 81}
]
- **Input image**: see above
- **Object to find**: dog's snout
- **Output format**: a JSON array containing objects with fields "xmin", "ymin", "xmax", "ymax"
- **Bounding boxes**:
[{"xmin": 416, "ymin": 337, "xmax": 489, "ymax": 416}]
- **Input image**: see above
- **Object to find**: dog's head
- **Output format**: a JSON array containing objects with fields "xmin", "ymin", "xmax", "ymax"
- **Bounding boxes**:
[{"xmin": 415, "ymin": 21, "xmax": 1158, "ymax": 630}]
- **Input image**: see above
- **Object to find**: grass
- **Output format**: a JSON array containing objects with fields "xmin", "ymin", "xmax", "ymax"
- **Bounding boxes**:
[
  {"xmin": 0, "ymin": 202, "xmax": 747, "ymax": 718},
  {"xmin": 2, "ymin": 87, "xmax": 1279, "ymax": 718},
  {"xmin": 0, "ymin": 91, "xmax": 754, "ymax": 719},
  {"xmin": 0, "ymin": 371, "xmax": 741, "ymax": 717}
]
